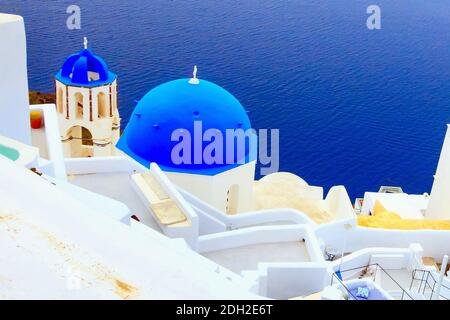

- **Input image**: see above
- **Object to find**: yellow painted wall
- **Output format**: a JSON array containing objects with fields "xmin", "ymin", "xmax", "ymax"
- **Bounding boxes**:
[{"xmin": 357, "ymin": 201, "xmax": 450, "ymax": 230}]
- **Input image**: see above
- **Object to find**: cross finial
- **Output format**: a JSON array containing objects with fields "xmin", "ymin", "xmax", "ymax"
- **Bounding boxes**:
[
  {"xmin": 188, "ymin": 65, "xmax": 200, "ymax": 85},
  {"xmin": 83, "ymin": 37, "xmax": 88, "ymax": 49}
]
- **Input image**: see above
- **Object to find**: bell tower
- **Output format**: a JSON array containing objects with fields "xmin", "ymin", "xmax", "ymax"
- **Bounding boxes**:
[{"xmin": 55, "ymin": 37, "xmax": 120, "ymax": 158}]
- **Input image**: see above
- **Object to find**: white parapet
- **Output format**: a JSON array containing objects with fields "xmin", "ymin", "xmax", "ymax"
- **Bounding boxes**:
[
  {"xmin": 427, "ymin": 125, "xmax": 450, "ymax": 220},
  {"xmin": 30, "ymin": 104, "xmax": 67, "ymax": 180},
  {"xmin": 0, "ymin": 14, "xmax": 31, "ymax": 144}
]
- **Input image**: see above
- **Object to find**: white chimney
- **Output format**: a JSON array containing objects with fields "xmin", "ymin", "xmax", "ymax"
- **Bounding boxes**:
[
  {"xmin": 0, "ymin": 13, "xmax": 31, "ymax": 144},
  {"xmin": 427, "ymin": 125, "xmax": 450, "ymax": 220}
]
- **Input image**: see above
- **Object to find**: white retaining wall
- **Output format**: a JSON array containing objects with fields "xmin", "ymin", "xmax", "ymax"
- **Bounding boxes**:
[
  {"xmin": 65, "ymin": 155, "xmax": 146, "ymax": 175},
  {"xmin": 315, "ymin": 219, "xmax": 450, "ymax": 261},
  {"xmin": 261, "ymin": 262, "xmax": 330, "ymax": 299},
  {"xmin": 198, "ymin": 224, "xmax": 323, "ymax": 263},
  {"xmin": 179, "ymin": 188, "xmax": 316, "ymax": 234}
]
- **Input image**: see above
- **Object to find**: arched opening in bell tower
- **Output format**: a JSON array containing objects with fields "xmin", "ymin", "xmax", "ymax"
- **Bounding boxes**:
[
  {"xmin": 74, "ymin": 92, "xmax": 84, "ymax": 119},
  {"xmin": 98, "ymin": 92, "xmax": 107, "ymax": 118},
  {"xmin": 67, "ymin": 125, "xmax": 93, "ymax": 158},
  {"xmin": 57, "ymin": 87, "xmax": 63, "ymax": 114}
]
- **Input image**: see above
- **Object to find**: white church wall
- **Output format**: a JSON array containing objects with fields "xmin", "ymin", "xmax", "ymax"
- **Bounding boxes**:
[
  {"xmin": 0, "ymin": 14, "xmax": 31, "ymax": 144},
  {"xmin": 167, "ymin": 171, "xmax": 215, "ymax": 206},
  {"xmin": 167, "ymin": 161, "xmax": 255, "ymax": 215},
  {"xmin": 212, "ymin": 161, "xmax": 256, "ymax": 214}
]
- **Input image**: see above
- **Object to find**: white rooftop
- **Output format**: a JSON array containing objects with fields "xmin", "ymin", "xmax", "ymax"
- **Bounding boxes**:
[
  {"xmin": 361, "ymin": 192, "xmax": 429, "ymax": 219},
  {"xmin": 0, "ymin": 156, "xmax": 258, "ymax": 299}
]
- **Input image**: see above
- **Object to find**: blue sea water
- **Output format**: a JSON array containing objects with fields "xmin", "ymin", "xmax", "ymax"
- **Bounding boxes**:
[{"xmin": 1, "ymin": 0, "xmax": 450, "ymax": 200}]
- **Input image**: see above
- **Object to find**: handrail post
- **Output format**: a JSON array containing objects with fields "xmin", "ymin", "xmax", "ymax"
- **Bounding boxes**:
[
  {"xmin": 409, "ymin": 271, "xmax": 415, "ymax": 291},
  {"xmin": 374, "ymin": 264, "xmax": 379, "ymax": 283},
  {"xmin": 423, "ymin": 272, "xmax": 430, "ymax": 295},
  {"xmin": 418, "ymin": 270, "xmax": 425, "ymax": 293},
  {"xmin": 432, "ymin": 255, "xmax": 449, "ymax": 300}
]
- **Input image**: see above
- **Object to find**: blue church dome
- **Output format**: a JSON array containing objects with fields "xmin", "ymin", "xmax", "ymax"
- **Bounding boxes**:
[
  {"xmin": 117, "ymin": 78, "xmax": 255, "ymax": 175},
  {"xmin": 55, "ymin": 46, "xmax": 116, "ymax": 87}
]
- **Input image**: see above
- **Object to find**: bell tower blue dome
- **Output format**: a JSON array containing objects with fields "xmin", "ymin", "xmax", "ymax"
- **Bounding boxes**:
[
  {"xmin": 55, "ymin": 40, "xmax": 116, "ymax": 87},
  {"xmin": 117, "ymin": 77, "xmax": 255, "ymax": 175}
]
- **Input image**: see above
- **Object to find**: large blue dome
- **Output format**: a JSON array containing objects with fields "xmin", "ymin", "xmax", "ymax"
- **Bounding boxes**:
[
  {"xmin": 55, "ymin": 48, "xmax": 116, "ymax": 87},
  {"xmin": 117, "ymin": 78, "xmax": 255, "ymax": 175}
]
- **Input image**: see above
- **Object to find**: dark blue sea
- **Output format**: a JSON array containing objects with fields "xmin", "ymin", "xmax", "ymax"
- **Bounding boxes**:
[{"xmin": 2, "ymin": 0, "xmax": 450, "ymax": 200}]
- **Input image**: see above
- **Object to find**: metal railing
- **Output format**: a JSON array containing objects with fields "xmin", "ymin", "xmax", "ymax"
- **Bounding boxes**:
[
  {"xmin": 330, "ymin": 263, "xmax": 414, "ymax": 300},
  {"xmin": 409, "ymin": 269, "xmax": 449, "ymax": 300},
  {"xmin": 330, "ymin": 272, "xmax": 359, "ymax": 300}
]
